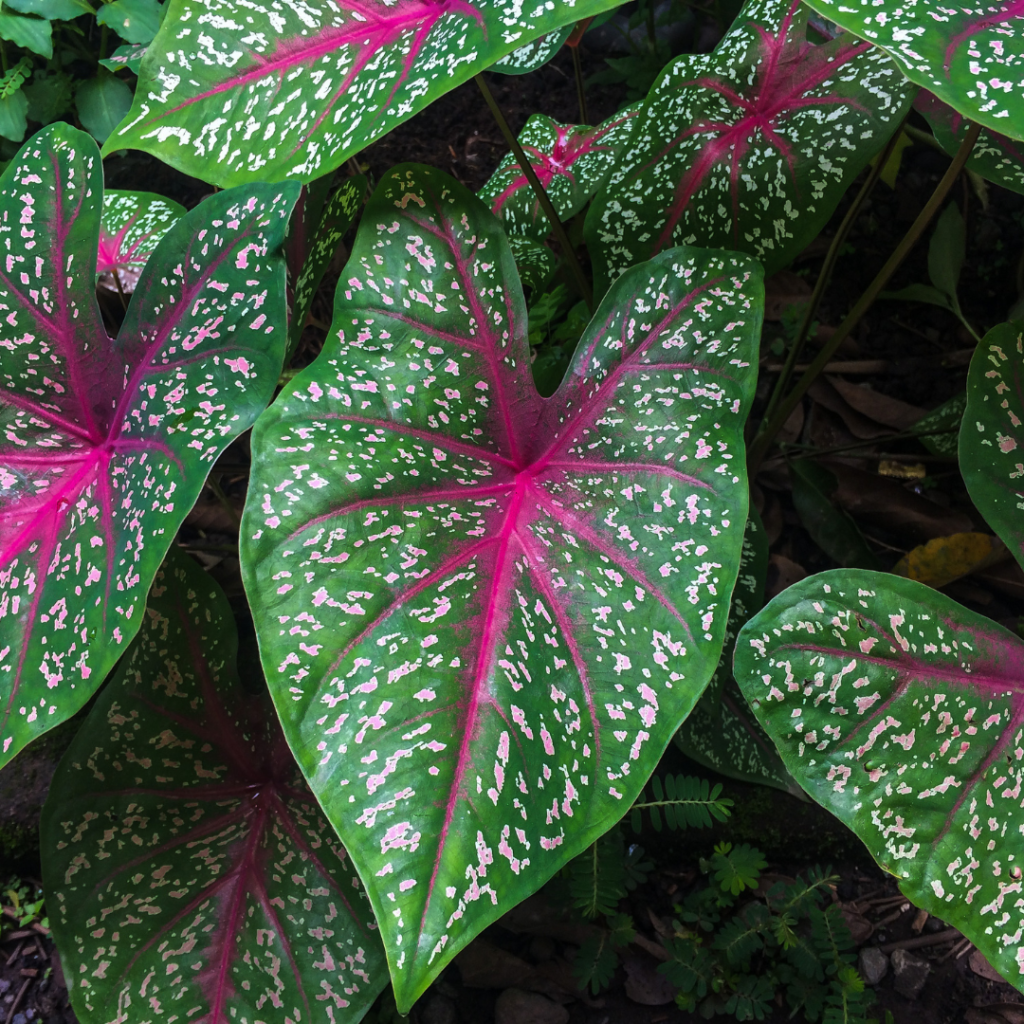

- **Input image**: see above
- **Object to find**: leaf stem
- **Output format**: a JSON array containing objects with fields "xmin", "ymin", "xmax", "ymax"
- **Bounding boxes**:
[
  {"xmin": 757, "ymin": 120, "xmax": 907, "ymax": 440},
  {"xmin": 748, "ymin": 120, "xmax": 982, "ymax": 474},
  {"xmin": 475, "ymin": 73, "xmax": 593, "ymax": 311},
  {"xmin": 571, "ymin": 45, "xmax": 589, "ymax": 125}
]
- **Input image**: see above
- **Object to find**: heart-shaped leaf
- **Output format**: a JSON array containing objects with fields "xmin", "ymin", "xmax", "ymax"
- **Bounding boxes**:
[
  {"xmin": 479, "ymin": 106, "xmax": 639, "ymax": 244},
  {"xmin": 673, "ymin": 511, "xmax": 799, "ymax": 795},
  {"xmin": 803, "ymin": 0, "xmax": 1024, "ymax": 141},
  {"xmin": 96, "ymin": 189, "xmax": 184, "ymax": 295},
  {"xmin": 585, "ymin": 0, "xmax": 913, "ymax": 291},
  {"xmin": 42, "ymin": 547, "xmax": 387, "ymax": 1024},
  {"xmin": 734, "ymin": 569, "xmax": 1024, "ymax": 990},
  {"xmin": 491, "ymin": 26, "xmax": 573, "ymax": 74},
  {"xmin": 0, "ymin": 122, "xmax": 297, "ymax": 770},
  {"xmin": 961, "ymin": 321, "xmax": 1024, "ymax": 571},
  {"xmin": 916, "ymin": 91, "xmax": 1024, "ymax": 196},
  {"xmin": 241, "ymin": 164, "xmax": 763, "ymax": 1010},
  {"xmin": 104, "ymin": 0, "xmax": 628, "ymax": 188}
]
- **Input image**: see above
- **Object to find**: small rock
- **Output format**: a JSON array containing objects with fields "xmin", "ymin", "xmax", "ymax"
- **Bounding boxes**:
[
  {"xmin": 12, "ymin": 1013, "xmax": 26, "ymax": 1024},
  {"xmin": 623, "ymin": 955, "xmax": 675, "ymax": 1005},
  {"xmin": 891, "ymin": 948, "xmax": 931, "ymax": 999},
  {"xmin": 494, "ymin": 988, "xmax": 569, "ymax": 1024},
  {"xmin": 925, "ymin": 915, "xmax": 948, "ymax": 933},
  {"xmin": 858, "ymin": 947, "xmax": 889, "ymax": 987},
  {"xmin": 419, "ymin": 992, "xmax": 458, "ymax": 1024},
  {"xmin": 0, "ymin": 980, "xmax": 9, "ymax": 995}
]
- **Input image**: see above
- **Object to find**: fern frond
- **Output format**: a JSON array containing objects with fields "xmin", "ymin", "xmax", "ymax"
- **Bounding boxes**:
[
  {"xmin": 723, "ymin": 973, "xmax": 774, "ymax": 1022},
  {"xmin": 631, "ymin": 773, "xmax": 733, "ymax": 832},
  {"xmin": 712, "ymin": 902, "xmax": 771, "ymax": 968},
  {"xmin": 573, "ymin": 932, "xmax": 619, "ymax": 995},
  {"xmin": 711, "ymin": 842, "xmax": 767, "ymax": 895},
  {"xmin": 568, "ymin": 832, "xmax": 627, "ymax": 918},
  {"xmin": 658, "ymin": 936, "xmax": 716, "ymax": 998},
  {"xmin": 0, "ymin": 58, "xmax": 31, "ymax": 102}
]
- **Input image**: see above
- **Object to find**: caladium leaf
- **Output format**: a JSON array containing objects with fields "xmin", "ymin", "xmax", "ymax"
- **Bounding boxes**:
[
  {"xmin": 916, "ymin": 91, "xmax": 1024, "ymax": 196},
  {"xmin": 491, "ymin": 26, "xmax": 573, "ymax": 74},
  {"xmin": 42, "ymin": 547, "xmax": 387, "ymax": 1024},
  {"xmin": 241, "ymin": 164, "xmax": 763, "ymax": 1010},
  {"xmin": 103, "ymin": 0, "xmax": 629, "ymax": 189},
  {"xmin": 509, "ymin": 235, "xmax": 558, "ymax": 292},
  {"xmin": 802, "ymin": 0, "xmax": 1024, "ymax": 142},
  {"xmin": 479, "ymin": 106, "xmax": 639, "ymax": 244},
  {"xmin": 98, "ymin": 43, "xmax": 147, "ymax": 75},
  {"xmin": 0, "ymin": 121, "xmax": 297, "ymax": 771},
  {"xmin": 673, "ymin": 511, "xmax": 799, "ymax": 796},
  {"xmin": 96, "ymin": 188, "xmax": 184, "ymax": 295},
  {"xmin": 734, "ymin": 569, "xmax": 1024, "ymax": 989},
  {"xmin": 960, "ymin": 321, "xmax": 1024, "ymax": 572},
  {"xmin": 585, "ymin": 0, "xmax": 913, "ymax": 291}
]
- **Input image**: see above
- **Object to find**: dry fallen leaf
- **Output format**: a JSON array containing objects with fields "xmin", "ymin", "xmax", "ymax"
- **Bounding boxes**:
[{"xmin": 894, "ymin": 533, "xmax": 1008, "ymax": 589}]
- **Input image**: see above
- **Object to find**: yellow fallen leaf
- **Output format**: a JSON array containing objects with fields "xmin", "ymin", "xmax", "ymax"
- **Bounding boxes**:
[{"xmin": 893, "ymin": 533, "xmax": 1007, "ymax": 589}]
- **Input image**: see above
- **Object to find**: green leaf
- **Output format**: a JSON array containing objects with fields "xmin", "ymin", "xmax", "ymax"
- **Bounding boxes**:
[
  {"xmin": 881, "ymin": 282, "xmax": 955, "ymax": 311},
  {"xmin": 0, "ymin": 121, "xmax": 298, "ymax": 771},
  {"xmin": 803, "ymin": 0, "xmax": 1024, "ymax": 141},
  {"xmin": 573, "ymin": 931, "xmax": 619, "ymax": 994},
  {"xmin": 914, "ymin": 392, "xmax": 967, "ymax": 457},
  {"xmin": 569, "ymin": 832, "xmax": 628, "ymax": 918},
  {"xmin": 928, "ymin": 203, "xmax": 966, "ymax": 300},
  {"xmin": 509, "ymin": 234, "xmax": 558, "ymax": 292},
  {"xmin": 961, "ymin": 321, "xmax": 1024, "ymax": 571},
  {"xmin": 23, "ymin": 69, "xmax": 73, "ymax": 124},
  {"xmin": 586, "ymin": 0, "xmax": 913, "ymax": 292},
  {"xmin": 240, "ymin": 163, "xmax": 763, "ymax": 1011},
  {"xmin": 96, "ymin": 188, "xmax": 184, "ymax": 294},
  {"xmin": 0, "ymin": 11, "xmax": 52, "ymax": 57},
  {"xmin": 735, "ymin": 569, "xmax": 1024, "ymax": 993},
  {"xmin": 491, "ymin": 25, "xmax": 572, "ymax": 74},
  {"xmin": 76, "ymin": 72, "xmax": 133, "ymax": 143},
  {"xmin": 0, "ymin": 63, "xmax": 30, "ymax": 142},
  {"xmin": 4, "ymin": 0, "xmax": 92, "ymax": 18},
  {"xmin": 104, "ymin": 0, "xmax": 629, "ymax": 187},
  {"xmin": 630, "ymin": 773, "xmax": 732, "ymax": 832},
  {"xmin": 95, "ymin": 0, "xmax": 161, "ymax": 44},
  {"xmin": 712, "ymin": 842, "xmax": 766, "ymax": 895},
  {"xmin": 98, "ymin": 42, "xmax": 147, "ymax": 74},
  {"xmin": 42, "ymin": 548, "xmax": 387, "ymax": 1023}
]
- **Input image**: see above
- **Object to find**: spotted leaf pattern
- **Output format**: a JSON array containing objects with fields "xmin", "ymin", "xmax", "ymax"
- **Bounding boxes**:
[
  {"xmin": 479, "ymin": 106, "xmax": 639, "ymax": 244},
  {"xmin": 916, "ymin": 91, "xmax": 1024, "ymax": 195},
  {"xmin": 585, "ymin": 0, "xmax": 913, "ymax": 291},
  {"xmin": 241, "ymin": 164, "xmax": 763, "ymax": 1010},
  {"xmin": 735, "ymin": 570, "xmax": 1024, "ymax": 988},
  {"xmin": 0, "ymin": 122, "xmax": 297, "ymax": 771},
  {"xmin": 42, "ymin": 547, "xmax": 387, "ymax": 1024},
  {"xmin": 961, "ymin": 322, "xmax": 1024, "ymax": 572},
  {"xmin": 674, "ymin": 511, "xmax": 799, "ymax": 795},
  {"xmin": 96, "ymin": 189, "xmax": 185, "ymax": 295},
  {"xmin": 491, "ymin": 26, "xmax": 573, "ymax": 74},
  {"xmin": 104, "ymin": 0, "xmax": 628, "ymax": 188},
  {"xmin": 802, "ymin": 0, "xmax": 1024, "ymax": 141}
]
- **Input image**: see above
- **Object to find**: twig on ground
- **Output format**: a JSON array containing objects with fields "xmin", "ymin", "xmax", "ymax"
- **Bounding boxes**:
[
  {"xmin": 878, "ymin": 927, "xmax": 962, "ymax": 953},
  {"xmin": 3, "ymin": 977, "xmax": 30, "ymax": 1024}
]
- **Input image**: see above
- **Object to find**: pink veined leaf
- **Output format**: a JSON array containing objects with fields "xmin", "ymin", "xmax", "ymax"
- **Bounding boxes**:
[
  {"xmin": 916, "ymin": 91, "xmax": 1024, "ymax": 196},
  {"xmin": 241, "ymin": 163, "xmax": 763, "ymax": 1011},
  {"xmin": 103, "ymin": 0, "xmax": 629, "ymax": 188},
  {"xmin": 802, "ymin": 0, "xmax": 1024, "ymax": 141},
  {"xmin": 0, "ymin": 121, "xmax": 297, "ymax": 771},
  {"xmin": 42, "ymin": 547, "xmax": 387, "ymax": 1024},
  {"xmin": 585, "ymin": 0, "xmax": 913, "ymax": 292},
  {"xmin": 961, "ymin": 321, "xmax": 1024, "ymax": 570},
  {"xmin": 96, "ymin": 189, "xmax": 185, "ymax": 295},
  {"xmin": 735, "ymin": 569, "xmax": 1024, "ymax": 990},
  {"xmin": 478, "ymin": 106, "xmax": 639, "ymax": 244}
]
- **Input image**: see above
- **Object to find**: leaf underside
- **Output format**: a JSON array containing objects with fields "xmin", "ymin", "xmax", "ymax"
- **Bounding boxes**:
[
  {"xmin": 105, "ymin": 0, "xmax": 628, "ymax": 187},
  {"xmin": 42, "ymin": 547, "xmax": 387, "ymax": 1024},
  {"xmin": 803, "ymin": 0, "xmax": 1024, "ymax": 142},
  {"xmin": 241, "ymin": 164, "xmax": 763, "ymax": 1010},
  {"xmin": 586, "ymin": 0, "xmax": 913, "ymax": 290},
  {"xmin": 0, "ymin": 122, "xmax": 297, "ymax": 771},
  {"xmin": 97, "ymin": 189, "xmax": 185, "ymax": 294},
  {"xmin": 734, "ymin": 570, "xmax": 1024, "ymax": 989}
]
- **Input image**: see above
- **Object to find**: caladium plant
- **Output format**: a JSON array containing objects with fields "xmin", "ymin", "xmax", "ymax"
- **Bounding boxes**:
[
  {"xmin": 43, "ymin": 547, "xmax": 387, "ymax": 1024},
  {"xmin": 478, "ymin": 106, "xmax": 639, "ymax": 244},
  {"xmin": 586, "ymin": 0, "xmax": 913, "ymax": 291},
  {"xmin": 961, "ymin": 321, "xmax": 1024, "ymax": 569},
  {"xmin": 734, "ymin": 570, "xmax": 1024, "ymax": 988},
  {"xmin": 241, "ymin": 163, "xmax": 763, "ymax": 1010},
  {"xmin": 96, "ymin": 188, "xmax": 184, "ymax": 295},
  {"xmin": 491, "ymin": 25, "xmax": 573, "ymax": 74},
  {"xmin": 916, "ymin": 91, "xmax": 1024, "ymax": 196},
  {"xmin": 0, "ymin": 121, "xmax": 297, "ymax": 771},
  {"xmin": 103, "ymin": 0, "xmax": 628, "ymax": 188},
  {"xmin": 802, "ymin": 0, "xmax": 1024, "ymax": 141}
]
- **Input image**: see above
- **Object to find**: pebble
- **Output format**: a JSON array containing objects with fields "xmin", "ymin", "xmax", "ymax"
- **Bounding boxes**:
[
  {"xmin": 891, "ymin": 948, "xmax": 931, "ymax": 999},
  {"xmin": 494, "ymin": 988, "xmax": 569, "ymax": 1024},
  {"xmin": 858, "ymin": 947, "xmax": 889, "ymax": 987},
  {"xmin": 0, "ymin": 980, "xmax": 9, "ymax": 995}
]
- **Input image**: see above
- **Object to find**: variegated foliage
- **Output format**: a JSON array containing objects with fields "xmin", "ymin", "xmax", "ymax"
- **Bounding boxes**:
[
  {"xmin": 104, "ymin": 0, "xmax": 628, "ymax": 188},
  {"xmin": 735, "ymin": 571, "xmax": 1024, "ymax": 989},
  {"xmin": 479, "ymin": 106, "xmax": 639, "ymax": 245},
  {"xmin": 0, "ymin": 122, "xmax": 297, "ymax": 771},
  {"xmin": 916, "ymin": 91, "xmax": 1024, "ymax": 196},
  {"xmin": 491, "ymin": 25, "xmax": 573, "ymax": 73},
  {"xmin": 803, "ymin": 0, "xmax": 1024, "ymax": 141},
  {"xmin": 586, "ymin": 0, "xmax": 913, "ymax": 292},
  {"xmin": 43, "ymin": 548, "xmax": 387, "ymax": 1024},
  {"xmin": 961, "ymin": 322, "xmax": 1024, "ymax": 569},
  {"xmin": 96, "ymin": 189, "xmax": 184, "ymax": 295},
  {"xmin": 674, "ymin": 511, "xmax": 798, "ymax": 794},
  {"xmin": 241, "ymin": 164, "xmax": 763, "ymax": 1010}
]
